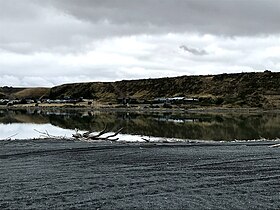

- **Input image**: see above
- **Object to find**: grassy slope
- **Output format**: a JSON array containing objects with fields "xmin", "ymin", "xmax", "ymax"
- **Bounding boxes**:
[
  {"xmin": 49, "ymin": 72, "xmax": 280, "ymax": 108},
  {"xmin": 0, "ymin": 87, "xmax": 50, "ymax": 100},
  {"xmin": 13, "ymin": 88, "xmax": 50, "ymax": 99},
  {"xmin": 0, "ymin": 87, "xmax": 24, "ymax": 99},
  {"xmin": 1, "ymin": 72, "xmax": 279, "ymax": 108}
]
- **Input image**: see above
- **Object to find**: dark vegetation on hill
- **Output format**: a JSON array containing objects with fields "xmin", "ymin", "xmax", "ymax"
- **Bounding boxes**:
[{"xmin": 49, "ymin": 71, "xmax": 280, "ymax": 108}]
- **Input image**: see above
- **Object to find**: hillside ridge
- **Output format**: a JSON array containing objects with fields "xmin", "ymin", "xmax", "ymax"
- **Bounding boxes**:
[
  {"xmin": 0, "ymin": 87, "xmax": 50, "ymax": 100},
  {"xmin": 49, "ymin": 71, "xmax": 280, "ymax": 108},
  {"xmin": 1, "ymin": 72, "xmax": 280, "ymax": 108}
]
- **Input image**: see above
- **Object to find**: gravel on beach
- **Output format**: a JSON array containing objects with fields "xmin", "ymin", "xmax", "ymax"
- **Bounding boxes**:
[{"xmin": 0, "ymin": 139, "xmax": 280, "ymax": 209}]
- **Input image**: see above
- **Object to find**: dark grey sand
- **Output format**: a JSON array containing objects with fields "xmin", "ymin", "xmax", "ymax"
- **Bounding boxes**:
[{"xmin": 0, "ymin": 139, "xmax": 280, "ymax": 209}]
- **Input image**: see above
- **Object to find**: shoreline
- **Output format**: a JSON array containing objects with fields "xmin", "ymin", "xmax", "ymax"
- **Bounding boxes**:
[{"xmin": 1, "ymin": 103, "xmax": 280, "ymax": 114}]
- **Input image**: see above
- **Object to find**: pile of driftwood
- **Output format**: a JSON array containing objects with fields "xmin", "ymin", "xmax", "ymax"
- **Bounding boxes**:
[
  {"xmin": 34, "ymin": 129, "xmax": 68, "ymax": 140},
  {"xmin": 72, "ymin": 125, "xmax": 124, "ymax": 141},
  {"xmin": 32, "ymin": 126, "xmax": 124, "ymax": 142}
]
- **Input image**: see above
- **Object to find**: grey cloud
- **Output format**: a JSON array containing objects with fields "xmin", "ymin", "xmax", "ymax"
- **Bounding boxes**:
[
  {"xmin": 1, "ymin": 0, "xmax": 280, "ymax": 55},
  {"xmin": 1, "ymin": 0, "xmax": 280, "ymax": 87},
  {"xmin": 49, "ymin": 0, "xmax": 280, "ymax": 36},
  {"xmin": 0, "ymin": 1, "xmax": 41, "ymax": 21},
  {"xmin": 180, "ymin": 45, "xmax": 208, "ymax": 56},
  {"xmin": 0, "ymin": 1, "xmax": 95, "ymax": 54}
]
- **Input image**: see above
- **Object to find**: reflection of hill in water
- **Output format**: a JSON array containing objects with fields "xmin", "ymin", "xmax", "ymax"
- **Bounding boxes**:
[
  {"xmin": 0, "ymin": 110, "xmax": 49, "ymax": 124},
  {"xmin": 1, "ymin": 110, "xmax": 280, "ymax": 140}
]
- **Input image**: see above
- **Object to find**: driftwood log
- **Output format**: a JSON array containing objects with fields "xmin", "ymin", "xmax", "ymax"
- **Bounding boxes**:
[
  {"xmin": 269, "ymin": 143, "xmax": 280, "ymax": 148},
  {"xmin": 73, "ymin": 126, "xmax": 124, "ymax": 141}
]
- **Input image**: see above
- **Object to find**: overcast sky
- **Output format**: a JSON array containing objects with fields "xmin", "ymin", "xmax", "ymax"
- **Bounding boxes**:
[{"xmin": 1, "ymin": 0, "xmax": 280, "ymax": 87}]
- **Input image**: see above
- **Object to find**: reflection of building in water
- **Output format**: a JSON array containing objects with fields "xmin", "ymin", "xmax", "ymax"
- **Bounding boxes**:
[{"xmin": 156, "ymin": 117, "xmax": 199, "ymax": 123}]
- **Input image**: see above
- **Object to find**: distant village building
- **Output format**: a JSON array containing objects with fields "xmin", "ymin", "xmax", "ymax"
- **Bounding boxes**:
[{"xmin": 153, "ymin": 97, "xmax": 198, "ymax": 104}]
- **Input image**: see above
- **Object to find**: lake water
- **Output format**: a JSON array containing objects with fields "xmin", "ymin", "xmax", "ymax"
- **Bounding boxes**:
[{"xmin": 1, "ymin": 109, "xmax": 280, "ymax": 141}]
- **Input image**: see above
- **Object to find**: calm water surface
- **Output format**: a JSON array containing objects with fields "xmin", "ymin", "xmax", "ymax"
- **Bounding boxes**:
[{"xmin": 1, "ymin": 109, "xmax": 280, "ymax": 141}]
